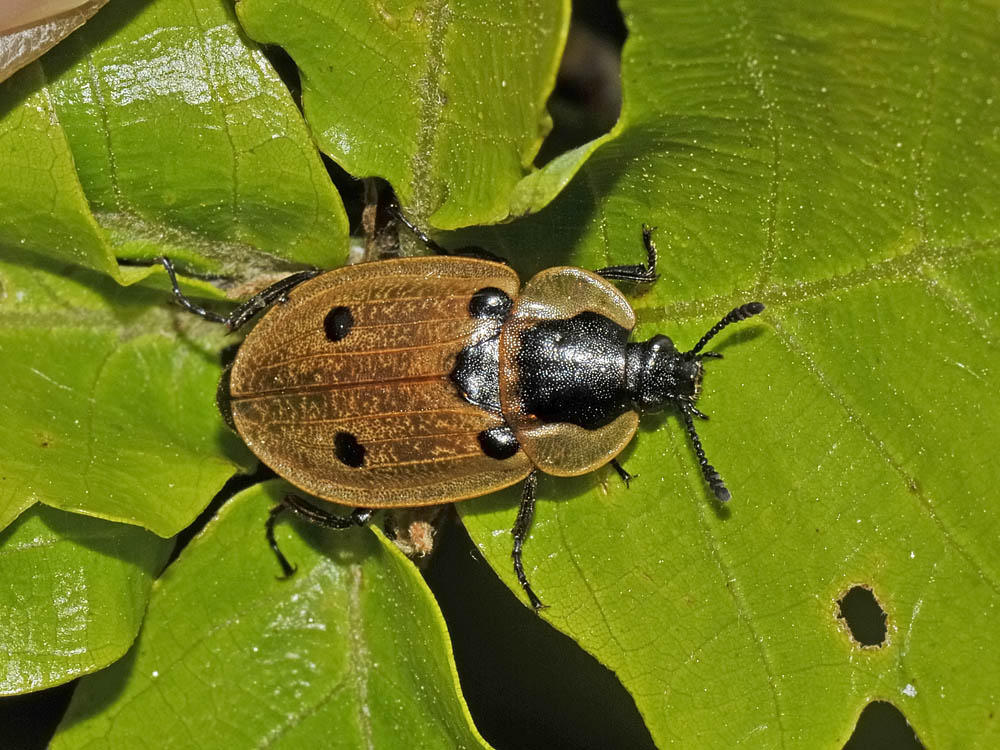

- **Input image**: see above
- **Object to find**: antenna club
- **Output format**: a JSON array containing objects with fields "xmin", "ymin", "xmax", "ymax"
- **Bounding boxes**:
[
  {"xmin": 689, "ymin": 301, "xmax": 766, "ymax": 355},
  {"xmin": 709, "ymin": 473, "xmax": 731, "ymax": 502}
]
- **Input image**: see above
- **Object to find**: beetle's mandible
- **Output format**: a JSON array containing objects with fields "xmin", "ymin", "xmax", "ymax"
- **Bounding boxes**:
[{"xmin": 161, "ymin": 223, "xmax": 764, "ymax": 610}]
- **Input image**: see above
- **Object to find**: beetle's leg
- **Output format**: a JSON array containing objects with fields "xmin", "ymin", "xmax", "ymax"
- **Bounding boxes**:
[
  {"xmin": 390, "ymin": 205, "xmax": 511, "ymax": 266},
  {"xmin": 382, "ymin": 515, "xmax": 397, "ymax": 540},
  {"xmin": 266, "ymin": 504, "xmax": 298, "ymax": 578},
  {"xmin": 282, "ymin": 494, "xmax": 373, "ymax": 527},
  {"xmin": 159, "ymin": 257, "xmax": 228, "ymax": 324},
  {"xmin": 609, "ymin": 457, "xmax": 636, "ymax": 488},
  {"xmin": 595, "ymin": 224, "xmax": 659, "ymax": 284},
  {"xmin": 159, "ymin": 257, "xmax": 321, "ymax": 332},
  {"xmin": 390, "ymin": 208, "xmax": 444, "ymax": 252},
  {"xmin": 265, "ymin": 494, "xmax": 373, "ymax": 578},
  {"xmin": 511, "ymin": 471, "xmax": 545, "ymax": 611}
]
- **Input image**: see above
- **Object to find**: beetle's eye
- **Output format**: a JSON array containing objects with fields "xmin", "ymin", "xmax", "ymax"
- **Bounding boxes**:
[{"xmin": 649, "ymin": 334, "xmax": 673, "ymax": 352}]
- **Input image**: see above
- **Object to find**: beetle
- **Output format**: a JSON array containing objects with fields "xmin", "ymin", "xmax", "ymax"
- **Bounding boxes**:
[{"xmin": 161, "ymin": 222, "xmax": 763, "ymax": 609}]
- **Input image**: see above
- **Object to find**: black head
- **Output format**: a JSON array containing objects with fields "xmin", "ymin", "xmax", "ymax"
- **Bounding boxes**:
[
  {"xmin": 625, "ymin": 302, "xmax": 765, "ymax": 501},
  {"xmin": 627, "ymin": 334, "xmax": 704, "ymax": 413}
]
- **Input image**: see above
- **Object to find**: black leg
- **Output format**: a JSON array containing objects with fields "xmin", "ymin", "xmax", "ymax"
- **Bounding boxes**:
[
  {"xmin": 390, "ymin": 204, "xmax": 510, "ymax": 266},
  {"xmin": 609, "ymin": 457, "xmax": 636, "ymax": 488},
  {"xmin": 160, "ymin": 257, "xmax": 227, "ymax": 325},
  {"xmin": 511, "ymin": 471, "xmax": 545, "ymax": 611},
  {"xmin": 266, "ymin": 503, "xmax": 297, "ymax": 578},
  {"xmin": 159, "ymin": 257, "xmax": 321, "ymax": 332},
  {"xmin": 595, "ymin": 224, "xmax": 659, "ymax": 284},
  {"xmin": 265, "ymin": 494, "xmax": 373, "ymax": 578},
  {"xmin": 382, "ymin": 514, "xmax": 397, "ymax": 540},
  {"xmin": 391, "ymin": 207, "xmax": 446, "ymax": 253}
]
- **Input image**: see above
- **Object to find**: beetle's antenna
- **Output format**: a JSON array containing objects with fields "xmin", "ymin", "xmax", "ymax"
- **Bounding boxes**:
[
  {"xmin": 682, "ymin": 409, "xmax": 731, "ymax": 502},
  {"xmin": 688, "ymin": 302, "xmax": 765, "ymax": 356}
]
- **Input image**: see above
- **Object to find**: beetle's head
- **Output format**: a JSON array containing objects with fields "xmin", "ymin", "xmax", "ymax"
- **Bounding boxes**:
[
  {"xmin": 627, "ymin": 335, "xmax": 704, "ymax": 413},
  {"xmin": 625, "ymin": 302, "xmax": 765, "ymax": 502}
]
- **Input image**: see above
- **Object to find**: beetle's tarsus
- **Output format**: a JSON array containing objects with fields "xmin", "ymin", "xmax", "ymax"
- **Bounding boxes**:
[
  {"xmin": 265, "ymin": 496, "xmax": 373, "ymax": 577},
  {"xmin": 390, "ymin": 204, "xmax": 440, "ymax": 250},
  {"xmin": 609, "ymin": 457, "xmax": 636, "ymax": 488},
  {"xmin": 159, "ymin": 257, "xmax": 228, "ymax": 325},
  {"xmin": 594, "ymin": 225, "xmax": 660, "ymax": 284}
]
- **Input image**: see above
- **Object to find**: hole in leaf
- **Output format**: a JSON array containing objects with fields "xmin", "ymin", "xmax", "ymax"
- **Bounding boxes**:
[
  {"xmin": 843, "ymin": 701, "xmax": 924, "ymax": 749},
  {"xmin": 837, "ymin": 585, "xmax": 887, "ymax": 647}
]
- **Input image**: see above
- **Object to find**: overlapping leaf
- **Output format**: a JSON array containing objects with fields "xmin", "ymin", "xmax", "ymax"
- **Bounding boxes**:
[
  {"xmin": 1, "ymin": 0, "xmax": 997, "ymax": 747},
  {"xmin": 0, "ymin": 0, "xmax": 350, "ymax": 531},
  {"xmin": 51, "ymin": 484, "xmax": 490, "ymax": 750},
  {"xmin": 0, "ymin": 505, "xmax": 171, "ymax": 695},
  {"xmin": 236, "ymin": 0, "xmax": 608, "ymax": 228}
]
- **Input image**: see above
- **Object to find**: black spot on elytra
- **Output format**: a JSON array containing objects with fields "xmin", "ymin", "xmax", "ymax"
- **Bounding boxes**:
[
  {"xmin": 477, "ymin": 426, "xmax": 519, "ymax": 460},
  {"xmin": 334, "ymin": 431, "xmax": 365, "ymax": 468},
  {"xmin": 469, "ymin": 287, "xmax": 511, "ymax": 319},
  {"xmin": 324, "ymin": 306, "xmax": 353, "ymax": 341}
]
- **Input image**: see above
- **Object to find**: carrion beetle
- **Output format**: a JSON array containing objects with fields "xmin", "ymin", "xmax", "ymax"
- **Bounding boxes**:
[{"xmin": 161, "ymin": 223, "xmax": 764, "ymax": 609}]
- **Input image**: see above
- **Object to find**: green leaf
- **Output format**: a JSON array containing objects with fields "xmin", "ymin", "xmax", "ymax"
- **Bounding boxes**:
[
  {"xmin": 459, "ymin": 0, "xmax": 1000, "ymax": 747},
  {"xmin": 4, "ymin": 0, "xmax": 998, "ymax": 746},
  {"xmin": 236, "ymin": 0, "xmax": 582, "ymax": 228},
  {"xmin": 0, "ymin": 64, "xmax": 119, "ymax": 279},
  {"xmin": 0, "ymin": 253, "xmax": 242, "ymax": 536},
  {"xmin": 0, "ymin": 0, "xmax": 349, "ymax": 277},
  {"xmin": 0, "ymin": 0, "xmax": 355, "ymax": 535},
  {"xmin": 0, "ymin": 505, "xmax": 172, "ymax": 694},
  {"xmin": 51, "ymin": 483, "xmax": 491, "ymax": 750}
]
